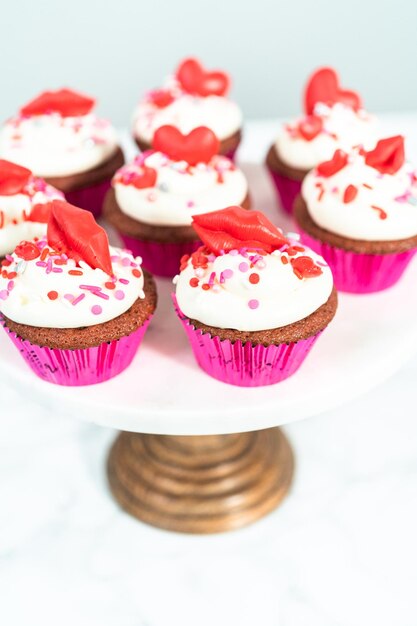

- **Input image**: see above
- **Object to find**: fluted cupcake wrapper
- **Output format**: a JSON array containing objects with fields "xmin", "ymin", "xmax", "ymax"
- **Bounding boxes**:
[
  {"xmin": 65, "ymin": 178, "xmax": 112, "ymax": 218},
  {"xmin": 120, "ymin": 234, "xmax": 201, "ymax": 278},
  {"xmin": 266, "ymin": 166, "xmax": 302, "ymax": 215},
  {"xmin": 2, "ymin": 317, "xmax": 151, "ymax": 386},
  {"xmin": 173, "ymin": 295, "xmax": 321, "ymax": 387},
  {"xmin": 299, "ymin": 230, "xmax": 417, "ymax": 294}
]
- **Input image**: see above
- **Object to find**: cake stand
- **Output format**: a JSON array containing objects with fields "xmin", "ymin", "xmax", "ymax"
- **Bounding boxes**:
[{"xmin": 2, "ymin": 137, "xmax": 417, "ymax": 533}]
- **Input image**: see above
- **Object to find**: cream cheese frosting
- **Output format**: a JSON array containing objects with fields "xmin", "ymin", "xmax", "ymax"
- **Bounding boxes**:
[
  {"xmin": 113, "ymin": 151, "xmax": 248, "ymax": 227},
  {"xmin": 302, "ymin": 148, "xmax": 417, "ymax": 241},
  {"xmin": 132, "ymin": 78, "xmax": 242, "ymax": 144},
  {"xmin": 174, "ymin": 240, "xmax": 333, "ymax": 331},
  {"xmin": 0, "ymin": 113, "xmax": 119, "ymax": 178},
  {"xmin": 0, "ymin": 177, "xmax": 63, "ymax": 257},
  {"xmin": 0, "ymin": 239, "xmax": 145, "ymax": 328},
  {"xmin": 275, "ymin": 103, "xmax": 378, "ymax": 170}
]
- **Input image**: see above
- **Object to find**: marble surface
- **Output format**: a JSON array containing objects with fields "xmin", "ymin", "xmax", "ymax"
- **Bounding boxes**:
[{"xmin": 1, "ymin": 115, "xmax": 417, "ymax": 625}]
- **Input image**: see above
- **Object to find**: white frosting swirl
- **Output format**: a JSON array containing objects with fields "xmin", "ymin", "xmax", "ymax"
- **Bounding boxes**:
[
  {"xmin": 0, "ymin": 113, "xmax": 119, "ymax": 177},
  {"xmin": 132, "ymin": 78, "xmax": 242, "ymax": 143},
  {"xmin": 302, "ymin": 150, "xmax": 417, "ymax": 241},
  {"xmin": 174, "ymin": 243, "xmax": 333, "ymax": 331},
  {"xmin": 0, "ymin": 239, "xmax": 145, "ymax": 328},
  {"xmin": 275, "ymin": 103, "xmax": 378, "ymax": 170},
  {"xmin": 0, "ymin": 177, "xmax": 63, "ymax": 257},
  {"xmin": 114, "ymin": 152, "xmax": 248, "ymax": 226}
]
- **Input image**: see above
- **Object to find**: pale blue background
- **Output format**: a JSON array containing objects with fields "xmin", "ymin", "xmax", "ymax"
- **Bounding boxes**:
[{"xmin": 2, "ymin": 0, "xmax": 416, "ymax": 125}]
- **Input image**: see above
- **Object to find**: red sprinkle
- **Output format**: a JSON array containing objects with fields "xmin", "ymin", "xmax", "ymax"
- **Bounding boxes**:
[
  {"xmin": 249, "ymin": 273, "xmax": 260, "ymax": 284},
  {"xmin": 69, "ymin": 270, "xmax": 83, "ymax": 276},
  {"xmin": 105, "ymin": 281, "xmax": 116, "ymax": 289},
  {"xmin": 202, "ymin": 283, "xmax": 210, "ymax": 290},
  {"xmin": 291, "ymin": 256, "xmax": 323, "ymax": 279},
  {"xmin": 281, "ymin": 256, "xmax": 289, "ymax": 265},
  {"xmin": 40, "ymin": 247, "xmax": 49, "ymax": 261},
  {"xmin": 47, "ymin": 291, "xmax": 58, "ymax": 300},
  {"xmin": 343, "ymin": 184, "xmax": 358, "ymax": 203},
  {"xmin": 15, "ymin": 241, "xmax": 40, "ymax": 261},
  {"xmin": 189, "ymin": 277, "xmax": 199, "ymax": 288},
  {"xmin": 132, "ymin": 268, "xmax": 142, "ymax": 278},
  {"xmin": 371, "ymin": 205, "xmax": 388, "ymax": 220}
]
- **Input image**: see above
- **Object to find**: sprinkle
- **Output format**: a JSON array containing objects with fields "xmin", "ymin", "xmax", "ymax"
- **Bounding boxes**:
[
  {"xmin": 281, "ymin": 256, "xmax": 289, "ymax": 265},
  {"xmin": 46, "ymin": 258, "xmax": 53, "ymax": 274},
  {"xmin": 40, "ymin": 247, "xmax": 49, "ymax": 261},
  {"xmin": 248, "ymin": 299, "xmax": 259, "ymax": 309},
  {"xmin": 36, "ymin": 261, "xmax": 47, "ymax": 267},
  {"xmin": 132, "ymin": 269, "xmax": 141, "ymax": 278},
  {"xmin": 47, "ymin": 291, "xmax": 58, "ymax": 300},
  {"xmin": 222, "ymin": 268, "xmax": 234, "ymax": 279},
  {"xmin": 371, "ymin": 205, "xmax": 388, "ymax": 220},
  {"xmin": 7, "ymin": 280, "xmax": 14, "ymax": 291},
  {"xmin": 362, "ymin": 183, "xmax": 373, "ymax": 190},
  {"xmin": 119, "ymin": 278, "xmax": 129, "ymax": 285},
  {"xmin": 343, "ymin": 184, "xmax": 358, "ymax": 203},
  {"xmin": 69, "ymin": 270, "xmax": 83, "ymax": 276},
  {"xmin": 105, "ymin": 281, "xmax": 116, "ymax": 289},
  {"xmin": 186, "ymin": 200, "xmax": 195, "ymax": 208},
  {"xmin": 239, "ymin": 262, "xmax": 249, "ymax": 273},
  {"xmin": 64, "ymin": 294, "xmax": 74, "ymax": 303},
  {"xmin": 52, "ymin": 268, "xmax": 63, "ymax": 273},
  {"xmin": 91, "ymin": 305, "xmax": 102, "ymax": 315},
  {"xmin": 189, "ymin": 277, "xmax": 199, "ymax": 287},
  {"xmin": 229, "ymin": 249, "xmax": 239, "ymax": 256},
  {"xmin": 208, "ymin": 272, "xmax": 216, "ymax": 286},
  {"xmin": 92, "ymin": 290, "xmax": 109, "ymax": 300},
  {"xmin": 71, "ymin": 293, "xmax": 86, "ymax": 306},
  {"xmin": 0, "ymin": 290, "xmax": 9, "ymax": 300},
  {"xmin": 202, "ymin": 284, "xmax": 210, "ymax": 290},
  {"xmin": 122, "ymin": 257, "xmax": 130, "ymax": 267},
  {"xmin": 114, "ymin": 290, "xmax": 125, "ymax": 300},
  {"xmin": 249, "ymin": 273, "xmax": 260, "ymax": 284}
]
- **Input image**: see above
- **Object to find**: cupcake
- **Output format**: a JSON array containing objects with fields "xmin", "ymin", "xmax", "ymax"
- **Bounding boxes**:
[
  {"xmin": 266, "ymin": 67, "xmax": 377, "ymax": 214},
  {"xmin": 104, "ymin": 125, "xmax": 250, "ymax": 277},
  {"xmin": 0, "ymin": 159, "xmax": 63, "ymax": 259},
  {"xmin": 0, "ymin": 200, "xmax": 157, "ymax": 386},
  {"xmin": 173, "ymin": 206, "xmax": 337, "ymax": 387},
  {"xmin": 132, "ymin": 57, "xmax": 243, "ymax": 160},
  {"xmin": 294, "ymin": 136, "xmax": 417, "ymax": 293},
  {"xmin": 0, "ymin": 88, "xmax": 124, "ymax": 217}
]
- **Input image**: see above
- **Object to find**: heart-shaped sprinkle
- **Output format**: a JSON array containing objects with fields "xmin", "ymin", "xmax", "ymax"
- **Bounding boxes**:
[
  {"xmin": 153, "ymin": 125, "xmax": 220, "ymax": 165},
  {"xmin": 304, "ymin": 67, "xmax": 362, "ymax": 115},
  {"xmin": 317, "ymin": 150, "xmax": 349, "ymax": 177},
  {"xmin": 149, "ymin": 89, "xmax": 175, "ymax": 108},
  {"xmin": 192, "ymin": 206, "xmax": 288, "ymax": 255},
  {"xmin": 291, "ymin": 256, "xmax": 323, "ymax": 279},
  {"xmin": 176, "ymin": 58, "xmax": 230, "ymax": 97},
  {"xmin": 364, "ymin": 136, "xmax": 405, "ymax": 175},
  {"xmin": 343, "ymin": 184, "xmax": 358, "ymax": 203},
  {"xmin": 47, "ymin": 200, "xmax": 113, "ymax": 275},
  {"xmin": 297, "ymin": 115, "xmax": 323, "ymax": 141},
  {"xmin": 20, "ymin": 88, "xmax": 95, "ymax": 118},
  {"xmin": 0, "ymin": 159, "xmax": 32, "ymax": 195}
]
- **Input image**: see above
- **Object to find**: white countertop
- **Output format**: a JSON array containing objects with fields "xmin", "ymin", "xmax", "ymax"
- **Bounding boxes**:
[{"xmin": 1, "ymin": 115, "xmax": 417, "ymax": 625}]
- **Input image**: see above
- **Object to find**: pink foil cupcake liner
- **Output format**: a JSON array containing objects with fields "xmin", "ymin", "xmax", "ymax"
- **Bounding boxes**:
[
  {"xmin": 120, "ymin": 234, "xmax": 201, "ymax": 278},
  {"xmin": 173, "ymin": 295, "xmax": 321, "ymax": 387},
  {"xmin": 2, "ymin": 318, "xmax": 151, "ymax": 386},
  {"xmin": 267, "ymin": 167, "xmax": 302, "ymax": 215},
  {"xmin": 65, "ymin": 178, "xmax": 112, "ymax": 218},
  {"xmin": 299, "ymin": 230, "xmax": 417, "ymax": 294}
]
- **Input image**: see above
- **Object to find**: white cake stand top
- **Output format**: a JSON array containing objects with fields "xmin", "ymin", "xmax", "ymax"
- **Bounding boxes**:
[{"xmin": 0, "ymin": 121, "xmax": 416, "ymax": 435}]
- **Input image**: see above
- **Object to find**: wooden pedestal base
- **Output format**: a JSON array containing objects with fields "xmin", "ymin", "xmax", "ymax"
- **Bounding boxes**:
[{"xmin": 107, "ymin": 427, "xmax": 294, "ymax": 534}]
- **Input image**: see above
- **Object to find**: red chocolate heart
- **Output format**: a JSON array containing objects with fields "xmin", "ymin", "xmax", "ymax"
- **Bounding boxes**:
[
  {"xmin": 304, "ymin": 67, "xmax": 362, "ymax": 115},
  {"xmin": 0, "ymin": 159, "xmax": 32, "ymax": 195},
  {"xmin": 20, "ymin": 88, "xmax": 95, "ymax": 118},
  {"xmin": 364, "ymin": 136, "xmax": 405, "ymax": 175},
  {"xmin": 149, "ymin": 89, "xmax": 175, "ymax": 108},
  {"xmin": 192, "ymin": 206, "xmax": 288, "ymax": 255},
  {"xmin": 176, "ymin": 58, "xmax": 230, "ymax": 97},
  {"xmin": 131, "ymin": 166, "xmax": 158, "ymax": 189},
  {"xmin": 291, "ymin": 256, "xmax": 322, "ymax": 278},
  {"xmin": 153, "ymin": 125, "xmax": 220, "ymax": 165},
  {"xmin": 298, "ymin": 115, "xmax": 323, "ymax": 141},
  {"xmin": 317, "ymin": 150, "xmax": 349, "ymax": 177},
  {"xmin": 47, "ymin": 200, "xmax": 113, "ymax": 275}
]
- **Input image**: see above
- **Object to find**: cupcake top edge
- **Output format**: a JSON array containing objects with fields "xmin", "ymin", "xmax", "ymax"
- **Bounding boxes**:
[
  {"xmin": 275, "ymin": 67, "xmax": 377, "ymax": 170},
  {"xmin": 112, "ymin": 128, "xmax": 248, "ymax": 227},
  {"xmin": 174, "ymin": 206, "xmax": 334, "ymax": 331},
  {"xmin": 0, "ymin": 88, "xmax": 119, "ymax": 178},
  {"xmin": 132, "ymin": 58, "xmax": 242, "ymax": 143},
  {"xmin": 301, "ymin": 136, "xmax": 417, "ymax": 241},
  {"xmin": 0, "ymin": 200, "xmax": 145, "ymax": 328}
]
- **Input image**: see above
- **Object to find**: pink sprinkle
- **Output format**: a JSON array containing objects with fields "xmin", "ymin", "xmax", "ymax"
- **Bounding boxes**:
[
  {"xmin": 229, "ymin": 249, "xmax": 238, "ymax": 256},
  {"xmin": 248, "ymin": 299, "xmax": 259, "ymax": 310},
  {"xmin": 36, "ymin": 261, "xmax": 47, "ymax": 267},
  {"xmin": 71, "ymin": 293, "xmax": 86, "ymax": 306},
  {"xmin": 7, "ymin": 280, "xmax": 14, "ymax": 291},
  {"xmin": 79, "ymin": 284, "xmax": 97, "ymax": 291},
  {"xmin": 187, "ymin": 200, "xmax": 195, "ymax": 208},
  {"xmin": 239, "ymin": 262, "xmax": 249, "ymax": 273},
  {"xmin": 208, "ymin": 272, "xmax": 216, "ymax": 286},
  {"xmin": 52, "ymin": 268, "xmax": 63, "ymax": 273},
  {"xmin": 92, "ymin": 291, "xmax": 109, "ymax": 300},
  {"xmin": 5, "ymin": 255, "xmax": 13, "ymax": 262},
  {"xmin": 110, "ymin": 255, "xmax": 119, "ymax": 262},
  {"xmin": 0, "ymin": 290, "xmax": 9, "ymax": 300},
  {"xmin": 122, "ymin": 257, "xmax": 130, "ymax": 267},
  {"xmin": 64, "ymin": 294, "xmax": 74, "ymax": 302},
  {"xmin": 46, "ymin": 258, "xmax": 52, "ymax": 274},
  {"xmin": 91, "ymin": 305, "xmax": 102, "ymax": 315},
  {"xmin": 223, "ymin": 268, "xmax": 234, "ymax": 279},
  {"xmin": 114, "ymin": 290, "xmax": 125, "ymax": 300},
  {"xmin": 119, "ymin": 278, "xmax": 129, "ymax": 285}
]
